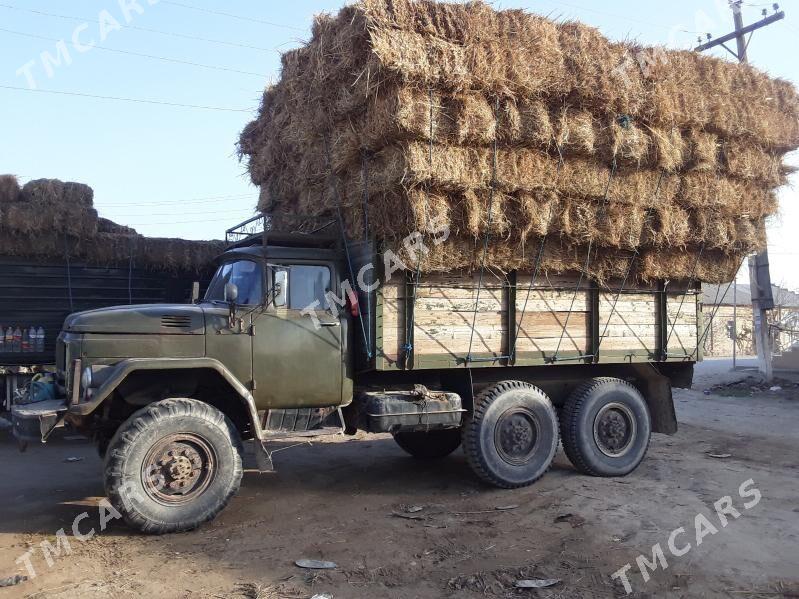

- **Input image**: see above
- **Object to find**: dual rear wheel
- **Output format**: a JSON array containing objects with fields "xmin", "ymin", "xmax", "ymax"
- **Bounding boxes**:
[{"xmin": 395, "ymin": 378, "xmax": 652, "ymax": 488}]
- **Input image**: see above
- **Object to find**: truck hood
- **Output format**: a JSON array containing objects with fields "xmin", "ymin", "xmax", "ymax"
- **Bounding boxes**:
[{"xmin": 63, "ymin": 304, "xmax": 206, "ymax": 335}]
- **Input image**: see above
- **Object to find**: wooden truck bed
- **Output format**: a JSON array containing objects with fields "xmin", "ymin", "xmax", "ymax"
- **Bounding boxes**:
[{"xmin": 359, "ymin": 271, "xmax": 699, "ymax": 371}]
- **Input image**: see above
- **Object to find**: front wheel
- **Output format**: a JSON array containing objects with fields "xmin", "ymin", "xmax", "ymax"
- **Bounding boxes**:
[
  {"xmin": 560, "ymin": 377, "xmax": 651, "ymax": 477},
  {"xmin": 393, "ymin": 428, "xmax": 462, "ymax": 459},
  {"xmin": 104, "ymin": 398, "xmax": 243, "ymax": 534},
  {"xmin": 462, "ymin": 381, "xmax": 559, "ymax": 489}
]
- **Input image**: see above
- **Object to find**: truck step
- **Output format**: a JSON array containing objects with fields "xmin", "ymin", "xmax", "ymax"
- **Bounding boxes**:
[{"xmin": 261, "ymin": 426, "xmax": 343, "ymax": 441}]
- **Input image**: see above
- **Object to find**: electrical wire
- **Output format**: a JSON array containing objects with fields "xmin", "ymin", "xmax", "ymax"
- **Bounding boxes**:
[
  {"xmin": 125, "ymin": 215, "xmax": 257, "ymax": 226},
  {"xmin": 0, "ymin": 2, "xmax": 276, "ymax": 52},
  {"xmin": 159, "ymin": 1, "xmax": 305, "ymax": 32},
  {"xmin": 110, "ymin": 207, "xmax": 255, "ymax": 217},
  {"xmin": 0, "ymin": 27, "xmax": 265, "ymax": 78},
  {"xmin": 0, "ymin": 84, "xmax": 253, "ymax": 112},
  {"xmin": 100, "ymin": 193, "xmax": 258, "ymax": 207},
  {"xmin": 547, "ymin": 1, "xmax": 702, "ymax": 35}
]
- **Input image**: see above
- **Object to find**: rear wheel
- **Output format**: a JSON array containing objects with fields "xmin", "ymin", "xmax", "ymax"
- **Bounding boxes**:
[
  {"xmin": 560, "ymin": 377, "xmax": 651, "ymax": 477},
  {"xmin": 393, "ymin": 428, "xmax": 462, "ymax": 459},
  {"xmin": 462, "ymin": 381, "xmax": 559, "ymax": 489},
  {"xmin": 104, "ymin": 398, "xmax": 243, "ymax": 534}
]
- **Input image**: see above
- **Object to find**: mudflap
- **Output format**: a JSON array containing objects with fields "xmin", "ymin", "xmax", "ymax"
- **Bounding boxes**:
[{"xmin": 11, "ymin": 400, "xmax": 68, "ymax": 447}]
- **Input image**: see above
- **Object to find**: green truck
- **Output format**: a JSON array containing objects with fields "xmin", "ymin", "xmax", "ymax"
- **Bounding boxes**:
[{"xmin": 12, "ymin": 217, "xmax": 699, "ymax": 534}]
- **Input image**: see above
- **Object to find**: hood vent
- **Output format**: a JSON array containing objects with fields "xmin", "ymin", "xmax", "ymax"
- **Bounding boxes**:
[{"xmin": 160, "ymin": 315, "xmax": 193, "ymax": 329}]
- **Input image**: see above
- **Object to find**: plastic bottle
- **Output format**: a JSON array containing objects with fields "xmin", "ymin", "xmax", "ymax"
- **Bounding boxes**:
[
  {"xmin": 36, "ymin": 326, "xmax": 45, "ymax": 353},
  {"xmin": 4, "ymin": 327, "xmax": 12, "ymax": 352},
  {"xmin": 13, "ymin": 326, "xmax": 22, "ymax": 353},
  {"xmin": 29, "ymin": 327, "xmax": 38, "ymax": 353},
  {"xmin": 0, "ymin": 325, "xmax": 4, "ymax": 353},
  {"xmin": 22, "ymin": 328, "xmax": 31, "ymax": 353}
]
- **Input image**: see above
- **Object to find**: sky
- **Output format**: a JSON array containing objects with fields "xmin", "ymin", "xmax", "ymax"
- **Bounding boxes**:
[{"xmin": 0, "ymin": 0, "xmax": 797, "ymax": 288}]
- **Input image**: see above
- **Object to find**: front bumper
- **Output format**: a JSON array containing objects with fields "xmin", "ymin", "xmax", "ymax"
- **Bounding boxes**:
[{"xmin": 11, "ymin": 400, "xmax": 68, "ymax": 443}]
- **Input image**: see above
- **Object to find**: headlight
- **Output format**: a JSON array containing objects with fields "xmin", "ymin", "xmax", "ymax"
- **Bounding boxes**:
[{"xmin": 81, "ymin": 366, "xmax": 93, "ymax": 392}]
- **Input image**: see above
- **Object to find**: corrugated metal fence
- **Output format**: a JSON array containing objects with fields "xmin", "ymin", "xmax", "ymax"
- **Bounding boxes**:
[{"xmin": 0, "ymin": 258, "xmax": 208, "ymax": 366}]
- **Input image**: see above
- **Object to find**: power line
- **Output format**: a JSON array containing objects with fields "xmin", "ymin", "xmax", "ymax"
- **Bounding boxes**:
[
  {"xmin": 160, "ymin": 1, "xmax": 305, "ymax": 32},
  {"xmin": 548, "ymin": 1, "xmax": 702, "ymax": 35},
  {"xmin": 0, "ymin": 84, "xmax": 252, "ymax": 112},
  {"xmin": 0, "ymin": 3, "xmax": 276, "ymax": 53},
  {"xmin": 126, "ymin": 216, "xmax": 257, "ymax": 226},
  {"xmin": 0, "ymin": 27, "xmax": 265, "ymax": 78},
  {"xmin": 111, "ymin": 207, "xmax": 255, "ymax": 217},
  {"xmin": 100, "ymin": 193, "xmax": 258, "ymax": 207}
]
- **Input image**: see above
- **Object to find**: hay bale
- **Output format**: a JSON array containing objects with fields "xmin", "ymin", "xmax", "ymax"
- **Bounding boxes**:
[
  {"xmin": 0, "ymin": 175, "xmax": 20, "ymax": 204},
  {"xmin": 98, "ymin": 218, "xmax": 137, "ymax": 236},
  {"xmin": 239, "ymin": 0, "xmax": 799, "ymax": 283}
]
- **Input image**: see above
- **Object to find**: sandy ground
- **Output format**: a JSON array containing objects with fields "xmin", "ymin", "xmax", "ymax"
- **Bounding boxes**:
[{"xmin": 0, "ymin": 359, "xmax": 797, "ymax": 599}]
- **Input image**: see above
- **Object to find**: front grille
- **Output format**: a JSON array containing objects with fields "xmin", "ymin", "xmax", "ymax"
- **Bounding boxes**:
[{"xmin": 161, "ymin": 315, "xmax": 193, "ymax": 329}]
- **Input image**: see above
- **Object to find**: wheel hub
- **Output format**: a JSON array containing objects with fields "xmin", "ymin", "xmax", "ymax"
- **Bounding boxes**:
[
  {"xmin": 142, "ymin": 434, "xmax": 216, "ymax": 505},
  {"xmin": 593, "ymin": 402, "xmax": 636, "ymax": 458},
  {"xmin": 495, "ymin": 409, "xmax": 540, "ymax": 465}
]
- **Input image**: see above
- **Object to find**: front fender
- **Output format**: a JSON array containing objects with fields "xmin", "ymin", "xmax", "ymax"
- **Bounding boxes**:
[{"xmin": 69, "ymin": 358, "xmax": 263, "ymax": 440}]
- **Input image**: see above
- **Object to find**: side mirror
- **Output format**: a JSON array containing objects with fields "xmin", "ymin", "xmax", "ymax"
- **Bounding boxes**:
[
  {"xmin": 274, "ymin": 270, "xmax": 288, "ymax": 308},
  {"xmin": 224, "ymin": 282, "xmax": 239, "ymax": 304},
  {"xmin": 190, "ymin": 281, "xmax": 200, "ymax": 304}
]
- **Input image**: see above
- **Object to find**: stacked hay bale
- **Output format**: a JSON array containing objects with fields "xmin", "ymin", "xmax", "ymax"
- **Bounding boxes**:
[
  {"xmin": 0, "ymin": 175, "xmax": 223, "ymax": 272},
  {"xmin": 239, "ymin": 0, "xmax": 799, "ymax": 284}
]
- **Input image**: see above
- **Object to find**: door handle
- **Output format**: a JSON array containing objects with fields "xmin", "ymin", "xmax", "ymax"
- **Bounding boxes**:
[{"xmin": 320, "ymin": 321, "xmax": 341, "ymax": 327}]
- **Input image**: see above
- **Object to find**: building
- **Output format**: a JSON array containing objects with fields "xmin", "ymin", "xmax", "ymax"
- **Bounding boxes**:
[{"xmin": 701, "ymin": 283, "xmax": 799, "ymax": 358}]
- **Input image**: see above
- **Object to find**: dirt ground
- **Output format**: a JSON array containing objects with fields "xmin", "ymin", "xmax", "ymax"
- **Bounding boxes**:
[{"xmin": 1, "ymin": 360, "xmax": 797, "ymax": 599}]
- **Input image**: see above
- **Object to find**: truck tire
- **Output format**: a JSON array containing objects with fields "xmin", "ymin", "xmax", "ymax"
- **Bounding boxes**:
[
  {"xmin": 104, "ymin": 398, "xmax": 243, "ymax": 534},
  {"xmin": 560, "ymin": 377, "xmax": 651, "ymax": 477},
  {"xmin": 393, "ymin": 428, "xmax": 462, "ymax": 459},
  {"xmin": 462, "ymin": 381, "xmax": 559, "ymax": 489}
]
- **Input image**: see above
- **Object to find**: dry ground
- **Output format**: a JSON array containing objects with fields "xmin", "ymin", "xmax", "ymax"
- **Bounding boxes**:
[{"xmin": 0, "ymin": 360, "xmax": 797, "ymax": 599}]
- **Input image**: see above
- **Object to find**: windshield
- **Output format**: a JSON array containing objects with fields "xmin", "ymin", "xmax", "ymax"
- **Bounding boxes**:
[{"xmin": 205, "ymin": 260, "xmax": 264, "ymax": 305}]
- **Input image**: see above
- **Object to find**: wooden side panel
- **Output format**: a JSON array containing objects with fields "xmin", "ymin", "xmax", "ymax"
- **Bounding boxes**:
[
  {"xmin": 514, "ymin": 278, "xmax": 590, "ymax": 354},
  {"xmin": 381, "ymin": 275, "xmax": 507, "ymax": 363},
  {"xmin": 373, "ymin": 269, "xmax": 699, "ymax": 369},
  {"xmin": 666, "ymin": 294, "xmax": 699, "ymax": 356},
  {"xmin": 597, "ymin": 292, "xmax": 658, "ymax": 353}
]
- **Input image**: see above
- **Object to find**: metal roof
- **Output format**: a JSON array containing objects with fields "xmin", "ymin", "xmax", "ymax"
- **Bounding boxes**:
[{"xmin": 703, "ymin": 283, "xmax": 799, "ymax": 307}]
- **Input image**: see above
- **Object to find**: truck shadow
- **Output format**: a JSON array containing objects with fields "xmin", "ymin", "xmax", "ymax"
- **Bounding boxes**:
[{"xmin": 0, "ymin": 432, "xmax": 576, "ymax": 538}]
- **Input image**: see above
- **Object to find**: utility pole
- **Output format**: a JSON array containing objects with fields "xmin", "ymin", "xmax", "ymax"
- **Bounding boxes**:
[{"xmin": 695, "ymin": 1, "xmax": 784, "ymax": 381}]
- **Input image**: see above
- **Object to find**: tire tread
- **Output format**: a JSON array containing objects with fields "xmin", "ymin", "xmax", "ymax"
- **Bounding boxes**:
[
  {"xmin": 104, "ymin": 398, "xmax": 243, "ymax": 535},
  {"xmin": 462, "ymin": 380, "xmax": 558, "ymax": 489},
  {"xmin": 560, "ymin": 377, "xmax": 651, "ymax": 477}
]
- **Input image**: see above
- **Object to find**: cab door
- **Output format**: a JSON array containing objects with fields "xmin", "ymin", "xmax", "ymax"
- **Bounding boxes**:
[{"xmin": 250, "ymin": 262, "xmax": 344, "ymax": 409}]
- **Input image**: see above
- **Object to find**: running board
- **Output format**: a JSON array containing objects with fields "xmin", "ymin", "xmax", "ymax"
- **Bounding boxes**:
[
  {"xmin": 261, "ymin": 426, "xmax": 343, "ymax": 441},
  {"xmin": 252, "ymin": 409, "xmax": 345, "ymax": 473}
]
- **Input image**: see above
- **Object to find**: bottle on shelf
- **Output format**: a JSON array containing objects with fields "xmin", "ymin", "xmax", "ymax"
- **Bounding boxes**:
[
  {"xmin": 0, "ymin": 324, "xmax": 4, "ymax": 353},
  {"xmin": 22, "ymin": 328, "xmax": 31, "ymax": 353},
  {"xmin": 4, "ymin": 327, "xmax": 13, "ymax": 353},
  {"xmin": 36, "ymin": 326, "xmax": 46, "ymax": 353},
  {"xmin": 13, "ymin": 326, "xmax": 22, "ymax": 353}
]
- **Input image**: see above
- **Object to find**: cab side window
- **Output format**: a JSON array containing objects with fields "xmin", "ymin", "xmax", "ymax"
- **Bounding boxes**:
[{"xmin": 288, "ymin": 265, "xmax": 331, "ymax": 310}]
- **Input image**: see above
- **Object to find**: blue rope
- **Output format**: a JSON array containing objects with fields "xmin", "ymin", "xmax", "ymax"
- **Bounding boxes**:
[{"xmin": 323, "ymin": 136, "xmax": 372, "ymax": 358}]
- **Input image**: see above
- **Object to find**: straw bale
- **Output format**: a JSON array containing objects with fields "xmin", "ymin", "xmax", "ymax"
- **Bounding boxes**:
[
  {"xmin": 686, "ymin": 130, "xmax": 718, "ymax": 171},
  {"xmin": 239, "ymin": 0, "xmax": 799, "ymax": 282},
  {"xmin": 0, "ymin": 175, "xmax": 20, "ymax": 204},
  {"xmin": 554, "ymin": 107, "xmax": 596, "ymax": 156},
  {"xmin": 648, "ymin": 127, "xmax": 686, "ymax": 172}
]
